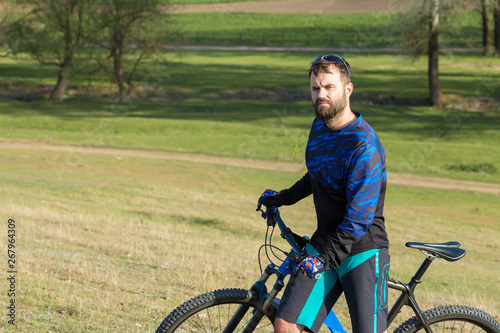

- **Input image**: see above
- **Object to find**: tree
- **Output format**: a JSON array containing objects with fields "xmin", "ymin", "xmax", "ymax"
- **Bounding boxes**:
[
  {"xmin": 0, "ymin": 1, "xmax": 16, "ymax": 53},
  {"xmin": 94, "ymin": 0, "xmax": 167, "ymax": 101},
  {"xmin": 481, "ymin": 0, "xmax": 494, "ymax": 55},
  {"xmin": 494, "ymin": 0, "xmax": 500, "ymax": 53},
  {"xmin": 7, "ymin": 0, "xmax": 109, "ymax": 101},
  {"xmin": 398, "ymin": 0, "xmax": 446, "ymax": 107},
  {"xmin": 428, "ymin": 0, "xmax": 445, "ymax": 107}
]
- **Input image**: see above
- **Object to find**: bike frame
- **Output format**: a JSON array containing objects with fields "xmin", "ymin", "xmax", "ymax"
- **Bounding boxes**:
[
  {"xmin": 387, "ymin": 255, "xmax": 436, "ymax": 333},
  {"xmin": 234, "ymin": 207, "xmax": 439, "ymax": 333}
]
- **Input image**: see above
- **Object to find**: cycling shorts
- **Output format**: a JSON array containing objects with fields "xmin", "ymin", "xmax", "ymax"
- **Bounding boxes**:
[{"xmin": 276, "ymin": 248, "xmax": 390, "ymax": 333}]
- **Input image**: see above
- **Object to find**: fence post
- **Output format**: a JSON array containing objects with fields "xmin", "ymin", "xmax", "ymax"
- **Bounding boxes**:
[{"xmin": 262, "ymin": 31, "xmax": 266, "ymax": 44}]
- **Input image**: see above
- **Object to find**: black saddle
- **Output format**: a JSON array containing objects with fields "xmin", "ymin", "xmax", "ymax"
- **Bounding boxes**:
[{"xmin": 405, "ymin": 241, "xmax": 466, "ymax": 262}]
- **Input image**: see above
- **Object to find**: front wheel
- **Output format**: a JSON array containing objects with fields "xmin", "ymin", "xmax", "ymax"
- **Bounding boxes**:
[
  {"xmin": 394, "ymin": 305, "xmax": 500, "ymax": 333},
  {"xmin": 156, "ymin": 288, "xmax": 277, "ymax": 333}
]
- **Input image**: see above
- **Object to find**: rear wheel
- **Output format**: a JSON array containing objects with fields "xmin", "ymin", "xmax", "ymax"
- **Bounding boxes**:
[
  {"xmin": 156, "ymin": 288, "xmax": 276, "ymax": 333},
  {"xmin": 395, "ymin": 305, "xmax": 500, "ymax": 333}
]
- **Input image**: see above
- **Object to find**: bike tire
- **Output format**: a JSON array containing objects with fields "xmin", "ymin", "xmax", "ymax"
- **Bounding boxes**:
[
  {"xmin": 394, "ymin": 305, "xmax": 500, "ymax": 333},
  {"xmin": 156, "ymin": 288, "xmax": 276, "ymax": 333}
]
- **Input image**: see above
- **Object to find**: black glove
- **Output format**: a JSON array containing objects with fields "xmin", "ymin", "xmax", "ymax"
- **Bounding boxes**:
[{"xmin": 258, "ymin": 189, "xmax": 284, "ymax": 207}]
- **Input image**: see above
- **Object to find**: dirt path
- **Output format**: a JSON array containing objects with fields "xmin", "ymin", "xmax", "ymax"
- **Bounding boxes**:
[
  {"xmin": 3, "ymin": 142, "xmax": 500, "ymax": 195},
  {"xmin": 166, "ymin": 0, "xmax": 413, "ymax": 14}
]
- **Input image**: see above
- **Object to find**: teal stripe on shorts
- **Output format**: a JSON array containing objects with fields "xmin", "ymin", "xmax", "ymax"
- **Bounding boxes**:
[
  {"xmin": 296, "ymin": 248, "xmax": 381, "ymax": 329},
  {"xmin": 297, "ymin": 268, "xmax": 339, "ymax": 328},
  {"xmin": 374, "ymin": 251, "xmax": 380, "ymax": 333}
]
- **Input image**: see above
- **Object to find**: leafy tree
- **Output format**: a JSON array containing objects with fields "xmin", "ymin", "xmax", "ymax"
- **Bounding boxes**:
[
  {"xmin": 0, "ymin": 1, "xmax": 16, "ymax": 52},
  {"xmin": 397, "ymin": 0, "xmax": 449, "ymax": 107},
  {"xmin": 7, "ymin": 0, "xmax": 110, "ymax": 101},
  {"xmin": 93, "ymin": 0, "xmax": 168, "ymax": 101}
]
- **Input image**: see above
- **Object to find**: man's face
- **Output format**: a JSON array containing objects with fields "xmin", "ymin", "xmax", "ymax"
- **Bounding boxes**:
[{"xmin": 310, "ymin": 66, "xmax": 351, "ymax": 122}]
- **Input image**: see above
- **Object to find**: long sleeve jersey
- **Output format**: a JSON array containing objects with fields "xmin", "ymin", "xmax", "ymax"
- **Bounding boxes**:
[{"xmin": 280, "ymin": 112, "xmax": 389, "ymax": 269}]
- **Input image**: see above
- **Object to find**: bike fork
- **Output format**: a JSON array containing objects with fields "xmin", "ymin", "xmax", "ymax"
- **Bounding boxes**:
[
  {"xmin": 223, "ymin": 304, "xmax": 252, "ymax": 333},
  {"xmin": 243, "ymin": 278, "xmax": 284, "ymax": 333},
  {"xmin": 224, "ymin": 265, "xmax": 284, "ymax": 333}
]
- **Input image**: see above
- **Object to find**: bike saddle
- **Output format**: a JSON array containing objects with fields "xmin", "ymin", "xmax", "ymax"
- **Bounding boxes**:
[{"xmin": 405, "ymin": 241, "xmax": 466, "ymax": 262}]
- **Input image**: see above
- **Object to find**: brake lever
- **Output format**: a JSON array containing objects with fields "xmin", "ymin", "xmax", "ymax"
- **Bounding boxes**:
[{"xmin": 256, "ymin": 203, "xmax": 266, "ymax": 218}]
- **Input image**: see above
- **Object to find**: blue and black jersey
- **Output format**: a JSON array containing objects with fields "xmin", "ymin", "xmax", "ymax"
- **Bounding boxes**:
[{"xmin": 280, "ymin": 112, "xmax": 389, "ymax": 268}]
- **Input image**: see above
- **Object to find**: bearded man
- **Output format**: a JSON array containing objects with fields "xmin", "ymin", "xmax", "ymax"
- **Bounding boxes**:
[{"xmin": 258, "ymin": 55, "xmax": 390, "ymax": 333}]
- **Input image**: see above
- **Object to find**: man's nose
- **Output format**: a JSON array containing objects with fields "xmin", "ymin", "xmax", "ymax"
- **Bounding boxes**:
[{"xmin": 317, "ymin": 88, "xmax": 328, "ymax": 99}]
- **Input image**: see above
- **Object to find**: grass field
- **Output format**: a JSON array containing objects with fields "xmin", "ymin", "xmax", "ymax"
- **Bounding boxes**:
[
  {"xmin": 0, "ymin": 17, "xmax": 499, "ymax": 331},
  {"xmin": 1, "ymin": 51, "xmax": 499, "ymax": 184},
  {"xmin": 0, "ymin": 144, "xmax": 499, "ymax": 332},
  {"xmin": 0, "ymin": 4, "xmax": 489, "ymax": 48},
  {"xmin": 165, "ymin": 11, "xmax": 485, "ymax": 48}
]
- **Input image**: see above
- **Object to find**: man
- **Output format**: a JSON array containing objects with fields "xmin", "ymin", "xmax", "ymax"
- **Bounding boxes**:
[{"xmin": 259, "ymin": 55, "xmax": 390, "ymax": 333}]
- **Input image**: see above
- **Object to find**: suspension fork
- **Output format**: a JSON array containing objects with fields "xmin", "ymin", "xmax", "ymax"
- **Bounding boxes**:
[
  {"xmin": 224, "ymin": 264, "xmax": 283, "ymax": 333},
  {"xmin": 242, "ymin": 277, "xmax": 284, "ymax": 333}
]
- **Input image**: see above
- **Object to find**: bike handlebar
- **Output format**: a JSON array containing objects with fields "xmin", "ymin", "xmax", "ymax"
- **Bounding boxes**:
[{"xmin": 262, "ymin": 206, "xmax": 308, "ymax": 256}]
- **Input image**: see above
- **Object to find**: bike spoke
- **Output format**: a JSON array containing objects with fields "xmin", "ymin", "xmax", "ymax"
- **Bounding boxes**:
[
  {"xmin": 426, "ymin": 320, "xmax": 489, "ymax": 333},
  {"xmin": 170, "ymin": 302, "xmax": 274, "ymax": 333}
]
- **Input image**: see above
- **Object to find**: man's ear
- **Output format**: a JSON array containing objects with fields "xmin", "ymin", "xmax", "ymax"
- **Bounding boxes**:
[{"xmin": 346, "ymin": 82, "xmax": 353, "ymax": 98}]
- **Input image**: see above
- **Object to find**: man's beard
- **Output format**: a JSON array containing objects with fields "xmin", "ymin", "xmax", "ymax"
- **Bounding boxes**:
[{"xmin": 313, "ymin": 96, "xmax": 347, "ymax": 122}]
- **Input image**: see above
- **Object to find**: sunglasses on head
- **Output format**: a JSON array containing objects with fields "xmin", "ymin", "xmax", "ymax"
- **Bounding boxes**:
[{"xmin": 313, "ymin": 54, "xmax": 351, "ymax": 81}]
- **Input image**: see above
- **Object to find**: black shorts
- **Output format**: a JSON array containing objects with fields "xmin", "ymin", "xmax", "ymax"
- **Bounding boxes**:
[{"xmin": 276, "ymin": 248, "xmax": 390, "ymax": 333}]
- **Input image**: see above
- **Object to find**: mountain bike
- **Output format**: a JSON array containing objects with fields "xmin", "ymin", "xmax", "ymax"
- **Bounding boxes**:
[{"xmin": 156, "ymin": 206, "xmax": 500, "ymax": 333}]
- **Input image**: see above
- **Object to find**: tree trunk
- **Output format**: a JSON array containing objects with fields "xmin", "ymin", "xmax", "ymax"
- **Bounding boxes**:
[
  {"xmin": 482, "ymin": 0, "xmax": 494, "ymax": 55},
  {"xmin": 112, "ymin": 28, "xmax": 125, "ymax": 101},
  {"xmin": 428, "ymin": 0, "xmax": 444, "ymax": 108},
  {"xmin": 494, "ymin": 0, "xmax": 500, "ymax": 53},
  {"xmin": 50, "ymin": 56, "xmax": 73, "ymax": 101}
]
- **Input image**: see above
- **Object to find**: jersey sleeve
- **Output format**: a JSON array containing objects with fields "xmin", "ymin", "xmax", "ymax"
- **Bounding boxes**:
[
  {"xmin": 280, "ymin": 172, "xmax": 313, "ymax": 205},
  {"xmin": 322, "ymin": 143, "xmax": 385, "ymax": 268}
]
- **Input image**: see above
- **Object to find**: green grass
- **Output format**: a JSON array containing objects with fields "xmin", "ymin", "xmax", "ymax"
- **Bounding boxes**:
[
  {"xmin": 166, "ymin": 11, "xmax": 486, "ymax": 48},
  {"xmin": 168, "ymin": 12, "xmax": 397, "ymax": 47},
  {"xmin": 1, "ymin": 51, "xmax": 499, "ymax": 186},
  {"xmin": 2, "ymin": 50, "xmax": 499, "ymax": 102},
  {"xmin": 0, "ymin": 146, "xmax": 498, "ymax": 332},
  {"xmin": 0, "ymin": 8, "xmax": 488, "ymax": 49},
  {"xmin": 1, "ymin": 92, "xmax": 499, "ymax": 184}
]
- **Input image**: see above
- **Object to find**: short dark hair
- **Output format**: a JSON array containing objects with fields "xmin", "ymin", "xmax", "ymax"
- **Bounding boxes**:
[{"xmin": 308, "ymin": 58, "xmax": 351, "ymax": 85}]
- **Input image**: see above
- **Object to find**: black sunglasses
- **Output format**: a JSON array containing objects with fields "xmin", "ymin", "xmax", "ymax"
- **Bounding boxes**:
[{"xmin": 313, "ymin": 54, "xmax": 351, "ymax": 81}]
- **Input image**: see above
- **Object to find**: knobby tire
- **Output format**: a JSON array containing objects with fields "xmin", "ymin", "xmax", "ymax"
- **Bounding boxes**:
[
  {"xmin": 394, "ymin": 305, "xmax": 500, "ymax": 333},
  {"xmin": 156, "ymin": 288, "xmax": 276, "ymax": 333}
]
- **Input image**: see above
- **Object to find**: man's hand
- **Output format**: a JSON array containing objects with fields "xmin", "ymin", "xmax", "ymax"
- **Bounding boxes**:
[
  {"xmin": 278, "ymin": 250, "xmax": 298, "ymax": 275},
  {"xmin": 298, "ymin": 255, "xmax": 326, "ymax": 279},
  {"xmin": 258, "ymin": 189, "xmax": 284, "ymax": 208}
]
